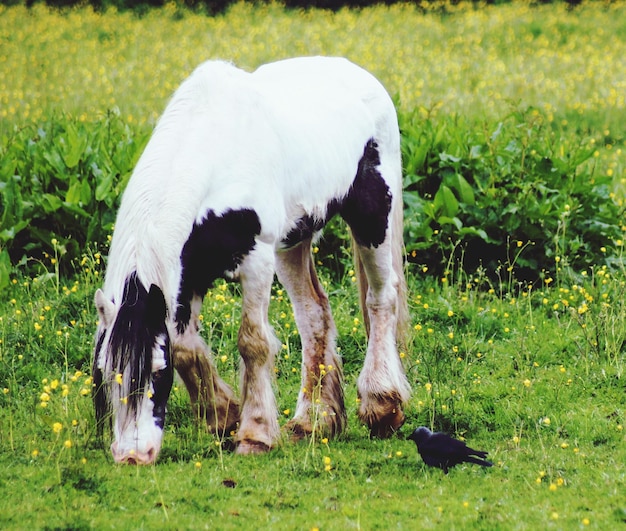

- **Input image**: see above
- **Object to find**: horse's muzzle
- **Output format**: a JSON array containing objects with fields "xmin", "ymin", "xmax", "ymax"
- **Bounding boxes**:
[{"xmin": 111, "ymin": 441, "xmax": 158, "ymax": 465}]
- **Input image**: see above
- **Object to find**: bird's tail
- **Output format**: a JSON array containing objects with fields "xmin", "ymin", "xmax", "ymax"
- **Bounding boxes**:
[
  {"xmin": 470, "ymin": 449, "xmax": 489, "ymax": 459},
  {"xmin": 465, "ymin": 455, "xmax": 493, "ymax": 467}
]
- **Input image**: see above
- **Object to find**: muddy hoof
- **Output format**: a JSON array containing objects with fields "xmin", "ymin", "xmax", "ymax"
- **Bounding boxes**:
[
  {"xmin": 284, "ymin": 420, "xmax": 313, "ymax": 442},
  {"xmin": 202, "ymin": 402, "xmax": 240, "ymax": 437},
  {"xmin": 236, "ymin": 439, "xmax": 271, "ymax": 455},
  {"xmin": 359, "ymin": 397, "xmax": 405, "ymax": 438},
  {"xmin": 368, "ymin": 408, "xmax": 405, "ymax": 438}
]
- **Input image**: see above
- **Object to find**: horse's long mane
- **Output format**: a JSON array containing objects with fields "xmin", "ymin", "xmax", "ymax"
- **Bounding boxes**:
[{"xmin": 107, "ymin": 272, "xmax": 157, "ymax": 421}]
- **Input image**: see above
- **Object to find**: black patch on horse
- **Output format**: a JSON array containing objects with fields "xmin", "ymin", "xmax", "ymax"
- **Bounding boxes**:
[
  {"xmin": 176, "ymin": 208, "xmax": 261, "ymax": 332},
  {"xmin": 150, "ymin": 335, "xmax": 173, "ymax": 430},
  {"xmin": 282, "ymin": 199, "xmax": 343, "ymax": 248},
  {"xmin": 281, "ymin": 140, "xmax": 391, "ymax": 250},
  {"xmin": 107, "ymin": 273, "xmax": 172, "ymax": 423},
  {"xmin": 340, "ymin": 139, "xmax": 392, "ymax": 248}
]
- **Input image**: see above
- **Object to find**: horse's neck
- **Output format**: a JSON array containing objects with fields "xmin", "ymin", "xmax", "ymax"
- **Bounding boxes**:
[{"xmin": 104, "ymin": 220, "xmax": 184, "ymax": 310}]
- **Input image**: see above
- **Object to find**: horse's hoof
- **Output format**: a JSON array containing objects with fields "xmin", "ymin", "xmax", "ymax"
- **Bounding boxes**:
[
  {"xmin": 284, "ymin": 419, "xmax": 313, "ymax": 442},
  {"xmin": 368, "ymin": 408, "xmax": 405, "ymax": 438},
  {"xmin": 236, "ymin": 439, "xmax": 271, "ymax": 455},
  {"xmin": 359, "ymin": 394, "xmax": 405, "ymax": 438}
]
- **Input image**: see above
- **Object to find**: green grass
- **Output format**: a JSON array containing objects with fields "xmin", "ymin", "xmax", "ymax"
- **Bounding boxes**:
[
  {"xmin": 1, "ymin": 255, "xmax": 624, "ymax": 529},
  {"xmin": 1, "ymin": 432, "xmax": 621, "ymax": 529}
]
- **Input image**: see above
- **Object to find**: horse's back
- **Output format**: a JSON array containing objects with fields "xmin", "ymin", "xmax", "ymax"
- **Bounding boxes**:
[
  {"xmin": 164, "ymin": 56, "xmax": 398, "ymax": 184},
  {"xmin": 252, "ymin": 56, "xmax": 398, "ymax": 137},
  {"xmin": 251, "ymin": 57, "xmax": 400, "ymax": 207},
  {"xmin": 253, "ymin": 56, "xmax": 385, "ymax": 97}
]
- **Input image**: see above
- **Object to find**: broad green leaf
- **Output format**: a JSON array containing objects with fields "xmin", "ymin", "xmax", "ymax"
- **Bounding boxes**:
[
  {"xmin": 0, "ymin": 220, "xmax": 28, "ymax": 242},
  {"xmin": 0, "ymin": 248, "xmax": 11, "ymax": 291},
  {"xmin": 62, "ymin": 201, "xmax": 90, "ymax": 218},
  {"xmin": 95, "ymin": 172, "xmax": 114, "ymax": 201},
  {"xmin": 447, "ymin": 173, "xmax": 475, "ymax": 205},
  {"xmin": 403, "ymin": 191, "xmax": 424, "ymax": 210},
  {"xmin": 80, "ymin": 178, "xmax": 92, "ymax": 204},
  {"xmin": 40, "ymin": 193, "xmax": 63, "ymax": 213},
  {"xmin": 66, "ymin": 182, "xmax": 83, "ymax": 205},
  {"xmin": 409, "ymin": 141, "xmax": 430, "ymax": 171},
  {"xmin": 490, "ymin": 122, "xmax": 503, "ymax": 142},
  {"xmin": 458, "ymin": 227, "xmax": 490, "ymax": 242},
  {"xmin": 0, "ymin": 175, "xmax": 23, "ymax": 227},
  {"xmin": 439, "ymin": 152, "xmax": 462, "ymax": 164},
  {"xmin": 62, "ymin": 122, "xmax": 87, "ymax": 169},
  {"xmin": 434, "ymin": 185, "xmax": 459, "ymax": 218},
  {"xmin": 43, "ymin": 149, "xmax": 66, "ymax": 175},
  {"xmin": 0, "ymin": 153, "xmax": 16, "ymax": 180},
  {"xmin": 438, "ymin": 216, "xmax": 463, "ymax": 230}
]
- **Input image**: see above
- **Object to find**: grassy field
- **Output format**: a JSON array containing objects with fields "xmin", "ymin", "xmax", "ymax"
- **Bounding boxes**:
[
  {"xmin": 1, "ymin": 2, "xmax": 625, "ymax": 529},
  {"xmin": 2, "ymin": 2, "xmax": 626, "ymax": 132},
  {"xmin": 1, "ymin": 254, "xmax": 624, "ymax": 529}
]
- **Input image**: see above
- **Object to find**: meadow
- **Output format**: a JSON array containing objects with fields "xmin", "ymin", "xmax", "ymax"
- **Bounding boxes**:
[{"xmin": 1, "ymin": 2, "xmax": 625, "ymax": 529}]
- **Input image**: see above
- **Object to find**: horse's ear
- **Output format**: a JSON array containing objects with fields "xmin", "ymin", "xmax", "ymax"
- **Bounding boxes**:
[
  {"xmin": 95, "ymin": 289, "xmax": 116, "ymax": 328},
  {"xmin": 146, "ymin": 284, "xmax": 167, "ymax": 330}
]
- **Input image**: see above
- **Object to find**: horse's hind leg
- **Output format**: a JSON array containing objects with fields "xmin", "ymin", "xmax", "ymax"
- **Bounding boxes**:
[
  {"xmin": 343, "ymin": 139, "xmax": 410, "ymax": 437},
  {"xmin": 235, "ymin": 243, "xmax": 282, "ymax": 454},
  {"xmin": 173, "ymin": 295, "xmax": 239, "ymax": 437},
  {"xmin": 353, "ymin": 239, "xmax": 410, "ymax": 437},
  {"xmin": 275, "ymin": 240, "xmax": 346, "ymax": 440}
]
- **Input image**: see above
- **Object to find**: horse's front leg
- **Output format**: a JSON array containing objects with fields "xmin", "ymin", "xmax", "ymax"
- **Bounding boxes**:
[
  {"xmin": 172, "ymin": 295, "xmax": 240, "ymax": 437},
  {"xmin": 236, "ymin": 244, "xmax": 281, "ymax": 454}
]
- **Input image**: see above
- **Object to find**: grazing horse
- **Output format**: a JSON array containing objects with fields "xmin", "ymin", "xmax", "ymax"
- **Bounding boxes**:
[{"xmin": 92, "ymin": 56, "xmax": 410, "ymax": 464}]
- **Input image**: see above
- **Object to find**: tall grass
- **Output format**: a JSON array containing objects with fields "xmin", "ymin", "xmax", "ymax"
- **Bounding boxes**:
[
  {"xmin": 1, "ymin": 241, "xmax": 624, "ymax": 528},
  {"xmin": 2, "ymin": 2, "xmax": 626, "ymax": 132}
]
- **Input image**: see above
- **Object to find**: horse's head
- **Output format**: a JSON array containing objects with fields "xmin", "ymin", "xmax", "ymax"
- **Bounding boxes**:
[{"xmin": 92, "ymin": 273, "xmax": 174, "ymax": 465}]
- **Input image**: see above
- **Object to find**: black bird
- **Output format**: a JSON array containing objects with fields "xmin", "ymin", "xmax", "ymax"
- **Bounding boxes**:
[{"xmin": 408, "ymin": 426, "xmax": 493, "ymax": 473}]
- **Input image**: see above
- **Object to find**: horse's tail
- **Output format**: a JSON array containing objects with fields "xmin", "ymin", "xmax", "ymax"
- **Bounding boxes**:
[
  {"xmin": 391, "ymin": 193, "xmax": 409, "ymax": 347},
  {"xmin": 353, "ymin": 186, "xmax": 408, "ymax": 347}
]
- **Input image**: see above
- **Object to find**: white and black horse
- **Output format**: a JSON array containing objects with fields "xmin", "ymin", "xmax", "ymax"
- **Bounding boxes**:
[{"xmin": 92, "ymin": 57, "xmax": 410, "ymax": 464}]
